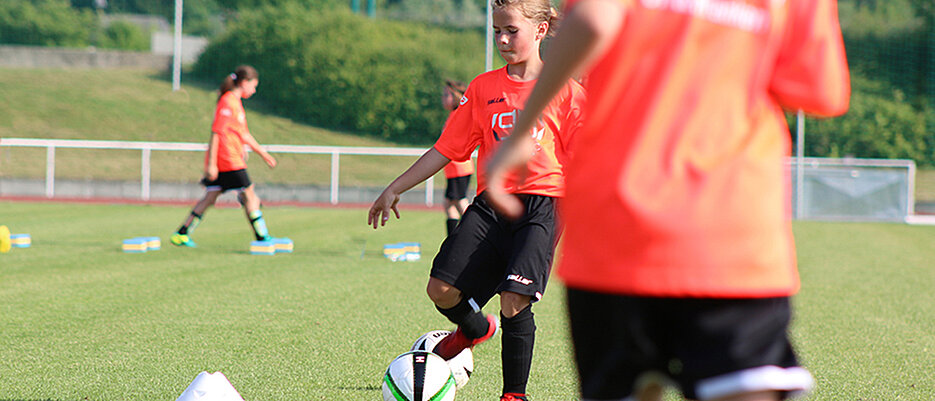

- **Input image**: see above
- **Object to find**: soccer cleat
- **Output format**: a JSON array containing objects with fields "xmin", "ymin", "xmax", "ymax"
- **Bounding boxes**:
[
  {"xmin": 433, "ymin": 314, "xmax": 499, "ymax": 360},
  {"xmin": 170, "ymin": 233, "xmax": 197, "ymax": 248},
  {"xmin": 500, "ymin": 393, "xmax": 529, "ymax": 401}
]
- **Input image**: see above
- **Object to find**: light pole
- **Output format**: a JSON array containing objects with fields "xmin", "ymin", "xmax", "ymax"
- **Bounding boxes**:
[{"xmin": 172, "ymin": 0, "xmax": 183, "ymax": 91}]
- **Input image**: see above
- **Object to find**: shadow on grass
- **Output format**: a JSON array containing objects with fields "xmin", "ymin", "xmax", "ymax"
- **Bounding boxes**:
[{"xmin": 337, "ymin": 385, "xmax": 382, "ymax": 392}]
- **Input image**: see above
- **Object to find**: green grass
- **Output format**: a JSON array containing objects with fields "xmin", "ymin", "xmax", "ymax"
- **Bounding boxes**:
[
  {"xmin": 1, "ymin": 202, "xmax": 933, "ymax": 400},
  {"xmin": 914, "ymin": 169, "xmax": 935, "ymax": 203},
  {"xmin": 0, "ymin": 68, "xmax": 449, "ymax": 188}
]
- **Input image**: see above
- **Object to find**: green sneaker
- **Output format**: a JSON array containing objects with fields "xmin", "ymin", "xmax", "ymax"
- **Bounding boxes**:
[{"xmin": 171, "ymin": 233, "xmax": 197, "ymax": 248}]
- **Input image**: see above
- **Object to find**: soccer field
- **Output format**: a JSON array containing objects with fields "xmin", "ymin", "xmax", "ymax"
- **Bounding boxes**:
[{"xmin": 0, "ymin": 202, "xmax": 933, "ymax": 400}]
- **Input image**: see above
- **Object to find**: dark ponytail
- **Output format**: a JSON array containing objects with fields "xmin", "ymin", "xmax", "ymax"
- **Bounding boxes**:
[{"xmin": 218, "ymin": 65, "xmax": 258, "ymax": 101}]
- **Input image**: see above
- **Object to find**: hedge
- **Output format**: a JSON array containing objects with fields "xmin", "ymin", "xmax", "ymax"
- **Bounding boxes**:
[{"xmin": 193, "ymin": 4, "xmax": 486, "ymax": 144}]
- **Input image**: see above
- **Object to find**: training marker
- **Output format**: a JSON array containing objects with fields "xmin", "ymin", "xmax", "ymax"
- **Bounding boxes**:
[
  {"xmin": 250, "ymin": 240, "xmax": 275, "ymax": 255},
  {"xmin": 175, "ymin": 371, "xmax": 245, "ymax": 401},
  {"xmin": 10, "ymin": 234, "xmax": 31, "ymax": 248},
  {"xmin": 272, "ymin": 237, "xmax": 294, "ymax": 253},
  {"xmin": 122, "ymin": 238, "xmax": 148, "ymax": 253}
]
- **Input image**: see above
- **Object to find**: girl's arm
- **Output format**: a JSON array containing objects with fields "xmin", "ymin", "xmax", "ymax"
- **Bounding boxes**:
[
  {"xmin": 486, "ymin": 0, "xmax": 626, "ymax": 218},
  {"xmin": 368, "ymin": 148, "xmax": 451, "ymax": 229},
  {"xmin": 241, "ymin": 131, "xmax": 277, "ymax": 168},
  {"xmin": 205, "ymin": 132, "xmax": 220, "ymax": 180}
]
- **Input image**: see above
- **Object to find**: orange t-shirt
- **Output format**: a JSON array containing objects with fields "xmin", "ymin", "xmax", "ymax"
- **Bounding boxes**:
[
  {"xmin": 440, "ymin": 112, "xmax": 476, "ymax": 179},
  {"xmin": 207, "ymin": 91, "xmax": 249, "ymax": 172},
  {"xmin": 434, "ymin": 67, "xmax": 586, "ymax": 197},
  {"xmin": 557, "ymin": 0, "xmax": 850, "ymax": 297},
  {"xmin": 444, "ymin": 159, "xmax": 475, "ymax": 179}
]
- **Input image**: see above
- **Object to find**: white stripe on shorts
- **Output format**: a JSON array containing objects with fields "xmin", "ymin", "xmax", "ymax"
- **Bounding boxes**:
[{"xmin": 696, "ymin": 365, "xmax": 814, "ymax": 400}]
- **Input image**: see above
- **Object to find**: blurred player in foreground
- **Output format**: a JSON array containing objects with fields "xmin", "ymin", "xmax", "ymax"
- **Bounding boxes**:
[
  {"xmin": 486, "ymin": 1, "xmax": 850, "ymax": 400},
  {"xmin": 172, "ymin": 65, "xmax": 278, "ymax": 247}
]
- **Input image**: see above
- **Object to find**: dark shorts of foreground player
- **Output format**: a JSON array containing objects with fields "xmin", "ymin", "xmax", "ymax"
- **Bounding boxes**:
[
  {"xmin": 567, "ymin": 290, "xmax": 814, "ymax": 400},
  {"xmin": 201, "ymin": 169, "xmax": 252, "ymax": 193},
  {"xmin": 431, "ymin": 193, "xmax": 557, "ymax": 306}
]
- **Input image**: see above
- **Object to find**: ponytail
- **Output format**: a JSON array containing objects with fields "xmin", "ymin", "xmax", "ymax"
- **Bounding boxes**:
[{"xmin": 218, "ymin": 65, "xmax": 259, "ymax": 101}]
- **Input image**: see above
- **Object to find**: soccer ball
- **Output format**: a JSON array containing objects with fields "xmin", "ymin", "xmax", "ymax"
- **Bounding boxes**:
[
  {"xmin": 383, "ymin": 350, "xmax": 456, "ymax": 401},
  {"xmin": 411, "ymin": 330, "xmax": 474, "ymax": 389}
]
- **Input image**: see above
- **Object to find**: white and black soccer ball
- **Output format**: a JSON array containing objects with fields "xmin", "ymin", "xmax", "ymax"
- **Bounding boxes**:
[
  {"xmin": 411, "ymin": 330, "xmax": 474, "ymax": 389},
  {"xmin": 383, "ymin": 350, "xmax": 457, "ymax": 401}
]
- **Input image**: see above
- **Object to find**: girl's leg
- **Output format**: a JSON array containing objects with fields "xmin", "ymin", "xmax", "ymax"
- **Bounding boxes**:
[
  {"xmin": 239, "ymin": 185, "xmax": 270, "ymax": 241},
  {"xmin": 427, "ymin": 277, "xmax": 499, "ymax": 360},
  {"xmin": 173, "ymin": 190, "xmax": 220, "ymax": 246},
  {"xmin": 444, "ymin": 199, "xmax": 461, "ymax": 235},
  {"xmin": 500, "ymin": 291, "xmax": 534, "ymax": 398}
]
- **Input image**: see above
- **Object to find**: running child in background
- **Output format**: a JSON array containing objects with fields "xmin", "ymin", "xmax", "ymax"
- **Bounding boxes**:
[
  {"xmin": 440, "ymin": 79, "xmax": 474, "ymax": 235},
  {"xmin": 171, "ymin": 65, "xmax": 278, "ymax": 248},
  {"xmin": 486, "ymin": 0, "xmax": 850, "ymax": 400},
  {"xmin": 368, "ymin": 1, "xmax": 585, "ymax": 399}
]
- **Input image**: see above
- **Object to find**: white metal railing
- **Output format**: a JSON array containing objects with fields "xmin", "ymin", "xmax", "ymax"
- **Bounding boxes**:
[{"xmin": 0, "ymin": 138, "xmax": 436, "ymax": 205}]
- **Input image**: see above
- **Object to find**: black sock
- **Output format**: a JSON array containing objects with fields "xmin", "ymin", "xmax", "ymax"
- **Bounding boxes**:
[
  {"xmin": 446, "ymin": 219, "xmax": 459, "ymax": 235},
  {"xmin": 436, "ymin": 296, "xmax": 489, "ymax": 339},
  {"xmin": 501, "ymin": 305, "xmax": 535, "ymax": 395}
]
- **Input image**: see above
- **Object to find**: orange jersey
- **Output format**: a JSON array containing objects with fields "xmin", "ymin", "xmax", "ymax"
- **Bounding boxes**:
[
  {"xmin": 434, "ymin": 67, "xmax": 586, "ymax": 197},
  {"xmin": 440, "ymin": 112, "xmax": 476, "ymax": 178},
  {"xmin": 444, "ymin": 159, "xmax": 474, "ymax": 179},
  {"xmin": 208, "ymin": 91, "xmax": 249, "ymax": 172},
  {"xmin": 557, "ymin": 0, "xmax": 850, "ymax": 297}
]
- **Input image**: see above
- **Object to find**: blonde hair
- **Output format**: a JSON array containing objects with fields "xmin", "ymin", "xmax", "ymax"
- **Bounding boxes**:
[{"xmin": 491, "ymin": 0, "xmax": 560, "ymax": 37}]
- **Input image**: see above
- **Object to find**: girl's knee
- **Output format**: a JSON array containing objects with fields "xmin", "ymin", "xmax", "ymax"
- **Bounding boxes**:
[
  {"xmin": 426, "ymin": 278, "xmax": 461, "ymax": 307},
  {"xmin": 500, "ymin": 292, "xmax": 532, "ymax": 318}
]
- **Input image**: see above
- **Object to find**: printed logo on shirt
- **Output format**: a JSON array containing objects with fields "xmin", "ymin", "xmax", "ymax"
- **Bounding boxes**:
[
  {"xmin": 487, "ymin": 97, "xmax": 505, "ymax": 105},
  {"xmin": 507, "ymin": 274, "xmax": 534, "ymax": 286},
  {"xmin": 639, "ymin": 0, "xmax": 771, "ymax": 33},
  {"xmin": 220, "ymin": 108, "xmax": 233, "ymax": 117},
  {"xmin": 460, "ymin": 95, "xmax": 468, "ymax": 106}
]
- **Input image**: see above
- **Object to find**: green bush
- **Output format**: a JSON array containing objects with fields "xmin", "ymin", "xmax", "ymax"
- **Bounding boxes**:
[
  {"xmin": 800, "ymin": 75, "xmax": 930, "ymax": 165},
  {"xmin": 193, "ymin": 4, "xmax": 485, "ymax": 144},
  {"xmin": 0, "ymin": 0, "xmax": 95, "ymax": 47},
  {"xmin": 97, "ymin": 20, "xmax": 149, "ymax": 51}
]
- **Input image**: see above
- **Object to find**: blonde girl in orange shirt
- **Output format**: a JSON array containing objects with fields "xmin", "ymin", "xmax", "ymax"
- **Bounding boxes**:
[{"xmin": 369, "ymin": 1, "xmax": 585, "ymax": 399}]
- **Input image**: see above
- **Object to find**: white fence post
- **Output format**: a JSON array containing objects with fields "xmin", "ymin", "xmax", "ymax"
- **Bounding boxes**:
[
  {"xmin": 141, "ymin": 148, "xmax": 152, "ymax": 201},
  {"xmin": 45, "ymin": 146, "xmax": 55, "ymax": 198},
  {"xmin": 425, "ymin": 177, "xmax": 433, "ymax": 207},
  {"xmin": 330, "ymin": 151, "xmax": 340, "ymax": 205}
]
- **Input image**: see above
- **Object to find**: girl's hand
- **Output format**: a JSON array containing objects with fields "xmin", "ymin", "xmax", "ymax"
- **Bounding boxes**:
[
  {"xmin": 486, "ymin": 134, "xmax": 536, "ymax": 219},
  {"xmin": 263, "ymin": 153, "xmax": 277, "ymax": 168},
  {"xmin": 368, "ymin": 188, "xmax": 401, "ymax": 229},
  {"xmin": 205, "ymin": 165, "xmax": 219, "ymax": 181}
]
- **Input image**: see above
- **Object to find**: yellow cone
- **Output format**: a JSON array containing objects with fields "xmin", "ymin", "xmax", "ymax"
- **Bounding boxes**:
[{"xmin": 0, "ymin": 225, "xmax": 10, "ymax": 254}]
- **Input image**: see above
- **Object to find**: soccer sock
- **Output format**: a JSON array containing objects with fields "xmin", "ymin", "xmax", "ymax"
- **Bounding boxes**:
[
  {"xmin": 248, "ymin": 210, "xmax": 270, "ymax": 240},
  {"xmin": 501, "ymin": 305, "xmax": 535, "ymax": 395},
  {"xmin": 446, "ymin": 218, "xmax": 459, "ymax": 235},
  {"xmin": 177, "ymin": 212, "xmax": 202, "ymax": 235},
  {"xmin": 436, "ymin": 296, "xmax": 489, "ymax": 339}
]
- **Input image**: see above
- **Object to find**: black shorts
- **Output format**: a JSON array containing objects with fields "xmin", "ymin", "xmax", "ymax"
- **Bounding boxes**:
[
  {"xmin": 444, "ymin": 175, "xmax": 471, "ymax": 201},
  {"xmin": 201, "ymin": 169, "xmax": 252, "ymax": 193},
  {"xmin": 567, "ymin": 290, "xmax": 813, "ymax": 400},
  {"xmin": 430, "ymin": 193, "xmax": 557, "ymax": 306}
]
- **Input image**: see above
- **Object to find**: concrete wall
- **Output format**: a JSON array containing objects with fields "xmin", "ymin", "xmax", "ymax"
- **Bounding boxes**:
[
  {"xmin": 0, "ymin": 178, "xmax": 462, "ymax": 206},
  {"xmin": 0, "ymin": 45, "xmax": 171, "ymax": 70},
  {"xmin": 151, "ymin": 32, "xmax": 209, "ymax": 65}
]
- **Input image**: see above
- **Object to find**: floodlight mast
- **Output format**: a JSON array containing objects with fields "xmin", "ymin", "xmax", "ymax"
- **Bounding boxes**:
[
  {"xmin": 485, "ymin": 3, "xmax": 493, "ymax": 71},
  {"xmin": 172, "ymin": 0, "xmax": 183, "ymax": 91}
]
